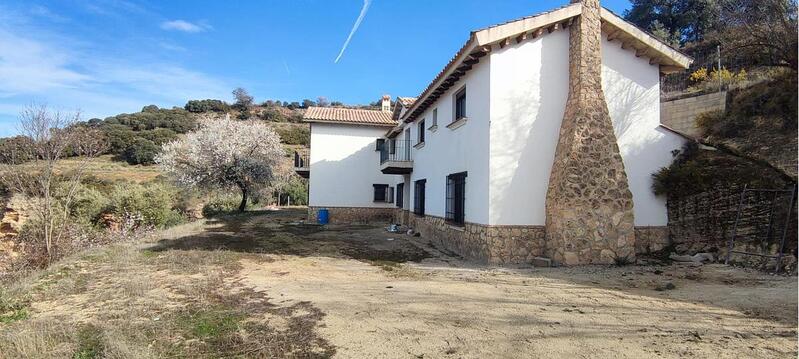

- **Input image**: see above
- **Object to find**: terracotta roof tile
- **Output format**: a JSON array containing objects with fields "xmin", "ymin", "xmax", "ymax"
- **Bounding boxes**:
[
  {"xmin": 397, "ymin": 97, "xmax": 417, "ymax": 108},
  {"xmin": 303, "ymin": 107, "xmax": 396, "ymax": 126}
]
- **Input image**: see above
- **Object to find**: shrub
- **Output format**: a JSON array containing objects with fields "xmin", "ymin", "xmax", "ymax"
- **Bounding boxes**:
[
  {"xmin": 275, "ymin": 126, "xmax": 310, "ymax": 146},
  {"xmin": 185, "ymin": 99, "xmax": 230, "ymax": 113},
  {"xmin": 107, "ymin": 182, "xmax": 184, "ymax": 228},
  {"xmin": 695, "ymin": 110, "xmax": 725, "ymax": 136},
  {"xmin": 67, "ymin": 184, "xmax": 109, "ymax": 227},
  {"xmin": 122, "ymin": 138, "xmax": 159, "ymax": 165},
  {"xmin": 139, "ymin": 128, "xmax": 178, "ymax": 145},
  {"xmin": 202, "ymin": 192, "xmax": 253, "ymax": 216}
]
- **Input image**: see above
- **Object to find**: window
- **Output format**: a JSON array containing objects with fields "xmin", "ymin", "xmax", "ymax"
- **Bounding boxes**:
[
  {"xmin": 417, "ymin": 119, "xmax": 425, "ymax": 144},
  {"xmin": 389, "ymin": 138, "xmax": 396, "ymax": 154},
  {"xmin": 375, "ymin": 138, "xmax": 385, "ymax": 151},
  {"xmin": 431, "ymin": 108, "xmax": 438, "ymax": 128},
  {"xmin": 454, "ymin": 88, "xmax": 466, "ymax": 121},
  {"xmin": 396, "ymin": 183, "xmax": 404, "ymax": 208},
  {"xmin": 445, "ymin": 172, "xmax": 467, "ymax": 225},
  {"xmin": 414, "ymin": 179, "xmax": 426, "ymax": 215},
  {"xmin": 373, "ymin": 184, "xmax": 393, "ymax": 203}
]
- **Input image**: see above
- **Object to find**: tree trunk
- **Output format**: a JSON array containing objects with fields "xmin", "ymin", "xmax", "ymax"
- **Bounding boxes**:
[{"xmin": 239, "ymin": 186, "xmax": 248, "ymax": 212}]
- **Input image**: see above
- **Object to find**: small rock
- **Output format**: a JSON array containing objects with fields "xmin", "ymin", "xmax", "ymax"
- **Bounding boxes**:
[{"xmin": 655, "ymin": 282, "xmax": 676, "ymax": 291}]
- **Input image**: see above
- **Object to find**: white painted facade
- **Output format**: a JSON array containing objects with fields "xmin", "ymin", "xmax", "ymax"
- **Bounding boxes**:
[
  {"xmin": 308, "ymin": 123, "xmax": 397, "ymax": 208},
  {"xmin": 304, "ymin": 26, "xmax": 685, "ymax": 227}
]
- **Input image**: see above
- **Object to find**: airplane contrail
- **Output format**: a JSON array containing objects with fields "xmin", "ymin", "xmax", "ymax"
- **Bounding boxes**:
[{"xmin": 334, "ymin": 0, "xmax": 372, "ymax": 63}]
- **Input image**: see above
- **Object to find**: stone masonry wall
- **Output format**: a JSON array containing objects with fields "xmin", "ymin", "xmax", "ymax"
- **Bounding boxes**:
[
  {"xmin": 545, "ymin": 0, "xmax": 636, "ymax": 265},
  {"xmin": 307, "ymin": 206, "xmax": 396, "ymax": 224},
  {"xmin": 667, "ymin": 186, "xmax": 797, "ymax": 270},
  {"xmin": 634, "ymin": 226, "xmax": 670, "ymax": 255},
  {"xmin": 661, "ymin": 91, "xmax": 728, "ymax": 138},
  {"xmin": 405, "ymin": 214, "xmax": 546, "ymax": 265}
]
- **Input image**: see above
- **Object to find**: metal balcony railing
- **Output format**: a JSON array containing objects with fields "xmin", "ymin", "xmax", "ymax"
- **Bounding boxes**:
[{"xmin": 380, "ymin": 139, "xmax": 412, "ymax": 164}]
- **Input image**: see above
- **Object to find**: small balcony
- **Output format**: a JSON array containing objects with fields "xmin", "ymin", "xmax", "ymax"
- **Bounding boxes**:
[
  {"xmin": 379, "ymin": 139, "xmax": 413, "ymax": 174},
  {"xmin": 294, "ymin": 149, "xmax": 309, "ymax": 178}
]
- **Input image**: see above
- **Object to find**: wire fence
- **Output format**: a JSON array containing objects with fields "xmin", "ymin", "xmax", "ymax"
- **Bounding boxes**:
[{"xmin": 660, "ymin": 45, "xmax": 763, "ymax": 98}]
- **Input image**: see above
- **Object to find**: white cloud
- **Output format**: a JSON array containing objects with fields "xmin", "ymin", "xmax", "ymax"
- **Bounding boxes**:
[
  {"xmin": 0, "ymin": 22, "xmax": 229, "ymax": 131},
  {"xmin": 160, "ymin": 20, "xmax": 211, "ymax": 33}
]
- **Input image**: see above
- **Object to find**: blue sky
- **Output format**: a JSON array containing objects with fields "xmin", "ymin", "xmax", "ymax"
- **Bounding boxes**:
[{"xmin": 0, "ymin": 0, "xmax": 632, "ymax": 136}]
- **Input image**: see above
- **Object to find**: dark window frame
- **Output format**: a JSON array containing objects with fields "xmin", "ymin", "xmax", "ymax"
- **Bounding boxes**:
[
  {"xmin": 417, "ymin": 119, "xmax": 425, "ymax": 144},
  {"xmin": 373, "ymin": 184, "xmax": 391, "ymax": 203},
  {"xmin": 414, "ymin": 179, "xmax": 426, "ymax": 216},
  {"xmin": 396, "ymin": 183, "xmax": 404, "ymax": 208},
  {"xmin": 431, "ymin": 108, "xmax": 438, "ymax": 128},
  {"xmin": 454, "ymin": 88, "xmax": 466, "ymax": 122},
  {"xmin": 445, "ymin": 172, "xmax": 467, "ymax": 225},
  {"xmin": 375, "ymin": 138, "xmax": 385, "ymax": 151}
]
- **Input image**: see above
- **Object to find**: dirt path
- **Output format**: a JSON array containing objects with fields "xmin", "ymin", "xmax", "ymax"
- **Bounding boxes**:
[
  {"xmin": 1, "ymin": 208, "xmax": 795, "ymax": 358},
  {"xmin": 228, "ymin": 209, "xmax": 797, "ymax": 358}
]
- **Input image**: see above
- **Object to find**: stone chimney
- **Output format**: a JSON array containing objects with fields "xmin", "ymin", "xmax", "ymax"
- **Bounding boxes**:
[
  {"xmin": 381, "ymin": 95, "xmax": 391, "ymax": 112},
  {"xmin": 544, "ymin": 0, "xmax": 636, "ymax": 265}
]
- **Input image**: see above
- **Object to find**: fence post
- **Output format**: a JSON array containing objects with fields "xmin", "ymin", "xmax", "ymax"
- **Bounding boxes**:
[
  {"xmin": 726, "ymin": 184, "xmax": 748, "ymax": 265},
  {"xmin": 775, "ymin": 186, "xmax": 796, "ymax": 274},
  {"xmin": 717, "ymin": 45, "xmax": 722, "ymax": 91}
]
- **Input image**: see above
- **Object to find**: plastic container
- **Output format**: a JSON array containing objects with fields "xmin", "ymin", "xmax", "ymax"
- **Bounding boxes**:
[{"xmin": 317, "ymin": 208, "xmax": 329, "ymax": 225}]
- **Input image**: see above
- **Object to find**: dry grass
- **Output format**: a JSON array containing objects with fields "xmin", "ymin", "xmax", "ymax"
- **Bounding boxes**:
[
  {"xmin": 10, "ymin": 155, "xmax": 162, "ymax": 183},
  {"xmin": 0, "ymin": 216, "xmax": 335, "ymax": 358}
]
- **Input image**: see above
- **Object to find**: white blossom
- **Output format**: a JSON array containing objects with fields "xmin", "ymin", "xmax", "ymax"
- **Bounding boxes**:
[{"xmin": 156, "ymin": 115, "xmax": 284, "ymax": 211}]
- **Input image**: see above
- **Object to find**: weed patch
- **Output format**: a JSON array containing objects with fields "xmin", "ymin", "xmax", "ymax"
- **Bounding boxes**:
[{"xmin": 74, "ymin": 323, "xmax": 105, "ymax": 359}]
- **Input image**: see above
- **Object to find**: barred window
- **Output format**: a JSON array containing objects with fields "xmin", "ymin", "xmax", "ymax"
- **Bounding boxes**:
[
  {"xmin": 445, "ymin": 172, "xmax": 467, "ymax": 225},
  {"xmin": 396, "ymin": 183, "xmax": 404, "ymax": 208},
  {"xmin": 373, "ymin": 184, "xmax": 392, "ymax": 203},
  {"xmin": 414, "ymin": 179, "xmax": 426, "ymax": 215}
]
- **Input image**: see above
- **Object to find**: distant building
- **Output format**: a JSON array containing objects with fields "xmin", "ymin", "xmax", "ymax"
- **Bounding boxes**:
[{"xmin": 295, "ymin": 0, "xmax": 692, "ymax": 266}]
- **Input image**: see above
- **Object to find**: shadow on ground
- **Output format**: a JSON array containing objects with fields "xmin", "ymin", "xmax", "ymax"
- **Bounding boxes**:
[{"xmin": 148, "ymin": 208, "xmax": 431, "ymax": 264}]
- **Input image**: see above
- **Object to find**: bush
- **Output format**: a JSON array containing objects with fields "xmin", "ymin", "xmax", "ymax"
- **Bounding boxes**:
[
  {"xmin": 275, "ymin": 126, "xmax": 310, "ymax": 146},
  {"xmin": 185, "ymin": 99, "xmax": 230, "ymax": 113},
  {"xmin": 107, "ymin": 182, "xmax": 184, "ymax": 228},
  {"xmin": 67, "ymin": 184, "xmax": 109, "ymax": 227},
  {"xmin": 122, "ymin": 138, "xmax": 159, "ymax": 165},
  {"xmin": 652, "ymin": 143, "xmax": 789, "ymax": 197},
  {"xmin": 202, "ymin": 192, "xmax": 252, "ymax": 217}
]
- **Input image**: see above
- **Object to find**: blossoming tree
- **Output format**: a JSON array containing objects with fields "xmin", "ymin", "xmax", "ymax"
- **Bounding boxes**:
[{"xmin": 156, "ymin": 115, "xmax": 284, "ymax": 212}]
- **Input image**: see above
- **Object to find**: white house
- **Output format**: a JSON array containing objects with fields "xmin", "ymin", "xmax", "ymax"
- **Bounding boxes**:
[{"xmin": 297, "ymin": 0, "xmax": 692, "ymax": 265}]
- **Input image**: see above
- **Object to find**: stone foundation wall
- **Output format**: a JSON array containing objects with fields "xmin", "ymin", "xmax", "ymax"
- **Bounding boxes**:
[
  {"xmin": 407, "ymin": 214, "xmax": 545, "ymax": 265},
  {"xmin": 634, "ymin": 226, "xmax": 670, "ymax": 254},
  {"xmin": 307, "ymin": 206, "xmax": 397, "ymax": 224}
]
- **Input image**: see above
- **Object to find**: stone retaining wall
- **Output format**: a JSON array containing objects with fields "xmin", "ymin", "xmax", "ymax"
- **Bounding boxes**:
[
  {"xmin": 661, "ymin": 91, "xmax": 727, "ymax": 138},
  {"xmin": 634, "ymin": 226, "xmax": 670, "ymax": 254},
  {"xmin": 307, "ymin": 206, "xmax": 396, "ymax": 224}
]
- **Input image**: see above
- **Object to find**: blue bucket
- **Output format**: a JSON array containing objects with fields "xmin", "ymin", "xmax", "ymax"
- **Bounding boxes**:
[{"xmin": 317, "ymin": 208, "xmax": 329, "ymax": 225}]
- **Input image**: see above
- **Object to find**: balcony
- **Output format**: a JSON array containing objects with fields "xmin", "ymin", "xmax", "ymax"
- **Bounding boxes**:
[
  {"xmin": 293, "ymin": 149, "xmax": 309, "ymax": 178},
  {"xmin": 379, "ymin": 139, "xmax": 413, "ymax": 174}
]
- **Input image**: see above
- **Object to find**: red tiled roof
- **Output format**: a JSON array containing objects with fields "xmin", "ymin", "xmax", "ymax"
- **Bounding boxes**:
[
  {"xmin": 303, "ymin": 107, "xmax": 396, "ymax": 126},
  {"xmin": 397, "ymin": 97, "xmax": 417, "ymax": 108}
]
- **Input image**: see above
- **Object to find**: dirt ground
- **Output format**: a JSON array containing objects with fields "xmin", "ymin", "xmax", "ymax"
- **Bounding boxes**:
[{"xmin": 1, "ymin": 208, "xmax": 796, "ymax": 358}]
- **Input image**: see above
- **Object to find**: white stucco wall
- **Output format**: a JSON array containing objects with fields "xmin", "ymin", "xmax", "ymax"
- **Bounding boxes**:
[
  {"xmin": 486, "ymin": 29, "xmax": 684, "ymax": 226},
  {"xmin": 308, "ymin": 123, "xmax": 397, "ymax": 208},
  {"xmin": 488, "ymin": 29, "xmax": 570, "ymax": 226},
  {"xmin": 602, "ymin": 34, "xmax": 686, "ymax": 226},
  {"xmin": 404, "ymin": 57, "xmax": 492, "ymax": 224}
]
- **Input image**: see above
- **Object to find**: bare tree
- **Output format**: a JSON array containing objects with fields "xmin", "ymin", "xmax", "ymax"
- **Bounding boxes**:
[
  {"xmin": 718, "ymin": 0, "xmax": 798, "ymax": 71},
  {"xmin": 0, "ymin": 105, "xmax": 107, "ymax": 264},
  {"xmin": 156, "ymin": 115, "xmax": 284, "ymax": 212},
  {"xmin": 232, "ymin": 87, "xmax": 254, "ymax": 109}
]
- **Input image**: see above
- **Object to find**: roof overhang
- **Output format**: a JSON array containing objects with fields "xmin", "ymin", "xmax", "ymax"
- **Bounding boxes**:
[
  {"xmin": 302, "ymin": 119, "xmax": 396, "ymax": 127},
  {"xmin": 400, "ymin": 3, "xmax": 693, "ymax": 123},
  {"xmin": 600, "ymin": 8, "xmax": 692, "ymax": 72}
]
